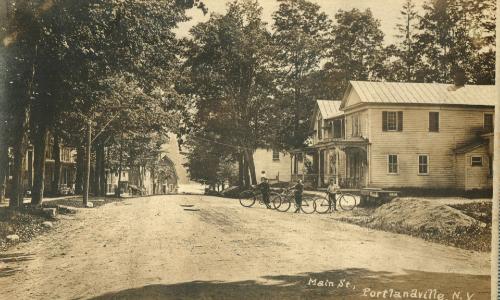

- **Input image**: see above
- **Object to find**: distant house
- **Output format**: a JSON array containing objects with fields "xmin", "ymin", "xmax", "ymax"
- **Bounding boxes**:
[
  {"xmin": 291, "ymin": 81, "xmax": 495, "ymax": 191},
  {"xmin": 110, "ymin": 154, "xmax": 179, "ymax": 196},
  {"xmin": 105, "ymin": 168, "xmax": 129, "ymax": 195},
  {"xmin": 253, "ymin": 148, "xmax": 292, "ymax": 183},
  {"xmin": 9, "ymin": 135, "xmax": 77, "ymax": 195}
]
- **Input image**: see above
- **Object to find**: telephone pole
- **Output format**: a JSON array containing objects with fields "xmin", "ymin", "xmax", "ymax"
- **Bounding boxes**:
[{"xmin": 83, "ymin": 119, "xmax": 91, "ymax": 207}]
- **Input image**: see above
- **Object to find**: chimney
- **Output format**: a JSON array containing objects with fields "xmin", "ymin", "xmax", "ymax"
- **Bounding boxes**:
[
  {"xmin": 453, "ymin": 67, "xmax": 466, "ymax": 87},
  {"xmin": 448, "ymin": 67, "xmax": 466, "ymax": 91}
]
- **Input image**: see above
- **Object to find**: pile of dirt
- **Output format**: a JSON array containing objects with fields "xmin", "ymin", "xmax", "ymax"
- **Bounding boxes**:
[
  {"xmin": 343, "ymin": 198, "xmax": 491, "ymax": 252},
  {"xmin": 368, "ymin": 198, "xmax": 486, "ymax": 234}
]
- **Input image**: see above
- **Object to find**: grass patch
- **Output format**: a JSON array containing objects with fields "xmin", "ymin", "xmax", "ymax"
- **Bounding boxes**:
[
  {"xmin": 42, "ymin": 196, "xmax": 126, "ymax": 209},
  {"xmin": 0, "ymin": 207, "xmax": 53, "ymax": 251}
]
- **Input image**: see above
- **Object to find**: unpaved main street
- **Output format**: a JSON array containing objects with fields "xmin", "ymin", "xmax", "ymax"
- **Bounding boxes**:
[{"xmin": 0, "ymin": 195, "xmax": 491, "ymax": 299}]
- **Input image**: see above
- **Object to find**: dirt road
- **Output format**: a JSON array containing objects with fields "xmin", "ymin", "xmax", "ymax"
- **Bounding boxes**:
[{"xmin": 0, "ymin": 195, "xmax": 491, "ymax": 299}]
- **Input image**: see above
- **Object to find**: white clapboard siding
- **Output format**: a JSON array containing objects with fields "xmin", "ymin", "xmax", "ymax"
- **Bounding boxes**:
[
  {"xmin": 463, "ymin": 147, "xmax": 491, "ymax": 190},
  {"xmin": 366, "ymin": 105, "xmax": 494, "ymax": 189},
  {"xmin": 253, "ymin": 149, "xmax": 292, "ymax": 182}
]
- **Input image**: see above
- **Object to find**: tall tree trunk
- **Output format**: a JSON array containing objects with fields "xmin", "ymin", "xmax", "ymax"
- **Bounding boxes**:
[
  {"xmin": 98, "ymin": 143, "xmax": 106, "ymax": 196},
  {"xmin": 31, "ymin": 123, "xmax": 48, "ymax": 205},
  {"xmin": 93, "ymin": 142, "xmax": 101, "ymax": 196},
  {"xmin": 116, "ymin": 139, "xmax": 123, "ymax": 197},
  {"xmin": 243, "ymin": 149, "xmax": 257, "ymax": 185},
  {"xmin": 83, "ymin": 120, "xmax": 91, "ymax": 206},
  {"xmin": 75, "ymin": 146, "xmax": 84, "ymax": 194},
  {"xmin": 10, "ymin": 106, "xmax": 30, "ymax": 208},
  {"xmin": 0, "ymin": 136, "xmax": 8, "ymax": 203},
  {"xmin": 238, "ymin": 153, "xmax": 244, "ymax": 187},
  {"xmin": 51, "ymin": 132, "xmax": 61, "ymax": 195},
  {"xmin": 151, "ymin": 168, "xmax": 156, "ymax": 195},
  {"xmin": 243, "ymin": 155, "xmax": 250, "ymax": 188}
]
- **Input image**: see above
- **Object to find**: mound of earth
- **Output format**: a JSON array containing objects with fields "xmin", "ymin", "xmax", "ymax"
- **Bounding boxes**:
[{"xmin": 367, "ymin": 198, "xmax": 486, "ymax": 235}]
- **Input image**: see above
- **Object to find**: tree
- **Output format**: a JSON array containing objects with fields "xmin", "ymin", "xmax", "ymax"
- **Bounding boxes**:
[
  {"xmin": 324, "ymin": 8, "xmax": 385, "ymax": 94},
  {"xmin": 2, "ymin": 0, "xmax": 201, "ymax": 207},
  {"xmin": 416, "ymin": 0, "xmax": 496, "ymax": 83},
  {"xmin": 387, "ymin": 0, "xmax": 422, "ymax": 82},
  {"xmin": 272, "ymin": 0, "xmax": 331, "ymax": 149},
  {"xmin": 183, "ymin": 0, "xmax": 275, "ymax": 187}
]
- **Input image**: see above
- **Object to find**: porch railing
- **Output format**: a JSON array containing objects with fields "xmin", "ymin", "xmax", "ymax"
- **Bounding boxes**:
[{"xmin": 291, "ymin": 174, "xmax": 362, "ymax": 189}]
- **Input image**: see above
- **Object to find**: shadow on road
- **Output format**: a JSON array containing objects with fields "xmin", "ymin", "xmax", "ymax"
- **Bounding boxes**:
[
  {"xmin": 0, "ymin": 252, "xmax": 34, "ymax": 278},
  {"xmin": 89, "ymin": 268, "xmax": 490, "ymax": 300}
]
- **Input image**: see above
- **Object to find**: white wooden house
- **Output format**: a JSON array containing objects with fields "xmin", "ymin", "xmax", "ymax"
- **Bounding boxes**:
[
  {"xmin": 253, "ymin": 148, "xmax": 292, "ymax": 183},
  {"xmin": 291, "ymin": 81, "xmax": 495, "ymax": 191}
]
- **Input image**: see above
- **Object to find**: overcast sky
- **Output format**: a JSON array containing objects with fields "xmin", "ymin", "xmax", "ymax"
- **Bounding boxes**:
[{"xmin": 174, "ymin": 0, "xmax": 427, "ymax": 44}]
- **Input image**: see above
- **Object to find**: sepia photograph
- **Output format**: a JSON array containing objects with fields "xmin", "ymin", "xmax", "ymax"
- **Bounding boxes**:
[{"xmin": 0, "ymin": 0, "xmax": 498, "ymax": 299}]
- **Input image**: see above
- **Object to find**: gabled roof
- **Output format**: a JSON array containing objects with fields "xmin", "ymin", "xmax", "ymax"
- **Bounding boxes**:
[
  {"xmin": 341, "ymin": 81, "xmax": 496, "ymax": 109},
  {"xmin": 309, "ymin": 100, "xmax": 343, "ymax": 132},
  {"xmin": 453, "ymin": 140, "xmax": 487, "ymax": 154},
  {"xmin": 317, "ymin": 100, "xmax": 343, "ymax": 120}
]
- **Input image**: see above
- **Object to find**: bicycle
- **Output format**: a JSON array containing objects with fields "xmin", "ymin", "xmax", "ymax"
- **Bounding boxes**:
[
  {"xmin": 239, "ymin": 186, "xmax": 278, "ymax": 209},
  {"xmin": 314, "ymin": 190, "xmax": 359, "ymax": 213},
  {"xmin": 271, "ymin": 188, "xmax": 316, "ymax": 214}
]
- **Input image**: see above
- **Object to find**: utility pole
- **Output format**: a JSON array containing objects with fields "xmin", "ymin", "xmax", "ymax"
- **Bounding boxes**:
[{"xmin": 83, "ymin": 119, "xmax": 91, "ymax": 207}]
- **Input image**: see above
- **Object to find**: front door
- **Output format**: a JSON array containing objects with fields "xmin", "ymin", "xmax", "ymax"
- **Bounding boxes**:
[{"xmin": 346, "ymin": 148, "xmax": 367, "ymax": 188}]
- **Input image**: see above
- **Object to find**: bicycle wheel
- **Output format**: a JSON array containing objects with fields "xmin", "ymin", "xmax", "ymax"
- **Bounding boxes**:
[
  {"xmin": 339, "ymin": 193, "xmax": 357, "ymax": 211},
  {"xmin": 270, "ymin": 192, "xmax": 281, "ymax": 210},
  {"xmin": 314, "ymin": 196, "xmax": 330, "ymax": 214},
  {"xmin": 276, "ymin": 196, "xmax": 292, "ymax": 212},
  {"xmin": 239, "ymin": 190, "xmax": 256, "ymax": 207},
  {"xmin": 300, "ymin": 197, "xmax": 316, "ymax": 214}
]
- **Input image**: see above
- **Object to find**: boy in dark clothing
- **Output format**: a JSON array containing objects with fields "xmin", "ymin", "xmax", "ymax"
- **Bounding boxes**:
[
  {"xmin": 326, "ymin": 178, "xmax": 339, "ymax": 211},
  {"xmin": 293, "ymin": 179, "xmax": 304, "ymax": 213},
  {"xmin": 257, "ymin": 177, "xmax": 271, "ymax": 209}
]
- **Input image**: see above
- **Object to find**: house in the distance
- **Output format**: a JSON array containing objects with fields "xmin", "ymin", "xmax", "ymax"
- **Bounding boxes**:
[
  {"xmin": 291, "ymin": 81, "xmax": 495, "ymax": 191},
  {"xmin": 253, "ymin": 148, "xmax": 292, "ymax": 183}
]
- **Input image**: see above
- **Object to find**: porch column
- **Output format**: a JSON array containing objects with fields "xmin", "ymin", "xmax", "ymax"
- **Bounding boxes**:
[
  {"xmin": 302, "ymin": 151, "xmax": 305, "ymax": 180},
  {"xmin": 317, "ymin": 149, "xmax": 321, "ymax": 188},
  {"xmin": 290, "ymin": 153, "xmax": 293, "ymax": 181},
  {"xmin": 367, "ymin": 145, "xmax": 371, "ymax": 187}
]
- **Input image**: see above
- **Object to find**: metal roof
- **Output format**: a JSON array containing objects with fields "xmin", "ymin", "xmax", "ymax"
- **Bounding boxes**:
[
  {"xmin": 317, "ymin": 100, "xmax": 343, "ymax": 120},
  {"xmin": 342, "ymin": 81, "xmax": 496, "ymax": 108},
  {"xmin": 453, "ymin": 140, "xmax": 487, "ymax": 154}
]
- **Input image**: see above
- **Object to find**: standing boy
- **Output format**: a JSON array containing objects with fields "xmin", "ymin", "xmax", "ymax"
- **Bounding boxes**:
[
  {"xmin": 327, "ymin": 178, "xmax": 340, "ymax": 211},
  {"xmin": 293, "ymin": 179, "xmax": 304, "ymax": 213},
  {"xmin": 257, "ymin": 176, "xmax": 271, "ymax": 209}
]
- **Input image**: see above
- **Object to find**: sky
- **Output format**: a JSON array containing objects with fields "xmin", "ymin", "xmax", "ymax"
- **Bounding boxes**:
[{"xmin": 174, "ymin": 0, "xmax": 427, "ymax": 44}]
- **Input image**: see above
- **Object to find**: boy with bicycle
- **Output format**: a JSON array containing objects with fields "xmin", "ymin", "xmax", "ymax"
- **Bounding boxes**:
[
  {"xmin": 327, "ymin": 178, "xmax": 340, "ymax": 211},
  {"xmin": 257, "ymin": 176, "xmax": 271, "ymax": 209},
  {"xmin": 292, "ymin": 179, "xmax": 304, "ymax": 213}
]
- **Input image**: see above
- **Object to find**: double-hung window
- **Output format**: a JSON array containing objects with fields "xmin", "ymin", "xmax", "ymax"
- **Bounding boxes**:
[
  {"xmin": 351, "ymin": 115, "xmax": 360, "ymax": 137},
  {"xmin": 429, "ymin": 112, "xmax": 439, "ymax": 132},
  {"xmin": 272, "ymin": 149, "xmax": 280, "ymax": 161},
  {"xmin": 484, "ymin": 113, "xmax": 494, "ymax": 133},
  {"xmin": 471, "ymin": 156, "xmax": 483, "ymax": 167},
  {"xmin": 317, "ymin": 118, "xmax": 323, "ymax": 140},
  {"xmin": 418, "ymin": 155, "xmax": 429, "ymax": 175},
  {"xmin": 388, "ymin": 154, "xmax": 398, "ymax": 174},
  {"xmin": 382, "ymin": 111, "xmax": 403, "ymax": 131}
]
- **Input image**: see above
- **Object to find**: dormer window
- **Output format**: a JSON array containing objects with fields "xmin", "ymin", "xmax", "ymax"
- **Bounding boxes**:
[{"xmin": 317, "ymin": 117, "xmax": 323, "ymax": 140}]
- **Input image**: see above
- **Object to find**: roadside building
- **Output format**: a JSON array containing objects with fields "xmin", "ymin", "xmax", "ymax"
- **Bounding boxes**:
[
  {"xmin": 110, "ymin": 154, "xmax": 179, "ymax": 196},
  {"xmin": 5, "ymin": 135, "xmax": 77, "ymax": 196},
  {"xmin": 291, "ymin": 81, "xmax": 495, "ymax": 191},
  {"xmin": 253, "ymin": 148, "xmax": 292, "ymax": 184}
]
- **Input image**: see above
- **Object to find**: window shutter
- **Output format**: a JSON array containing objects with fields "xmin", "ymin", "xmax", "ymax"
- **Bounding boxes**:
[
  {"xmin": 397, "ymin": 111, "xmax": 403, "ymax": 131},
  {"xmin": 382, "ymin": 111, "xmax": 388, "ymax": 131}
]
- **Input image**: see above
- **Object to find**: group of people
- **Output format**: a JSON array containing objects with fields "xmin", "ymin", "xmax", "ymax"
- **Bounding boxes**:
[{"xmin": 256, "ymin": 171, "xmax": 340, "ymax": 213}]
